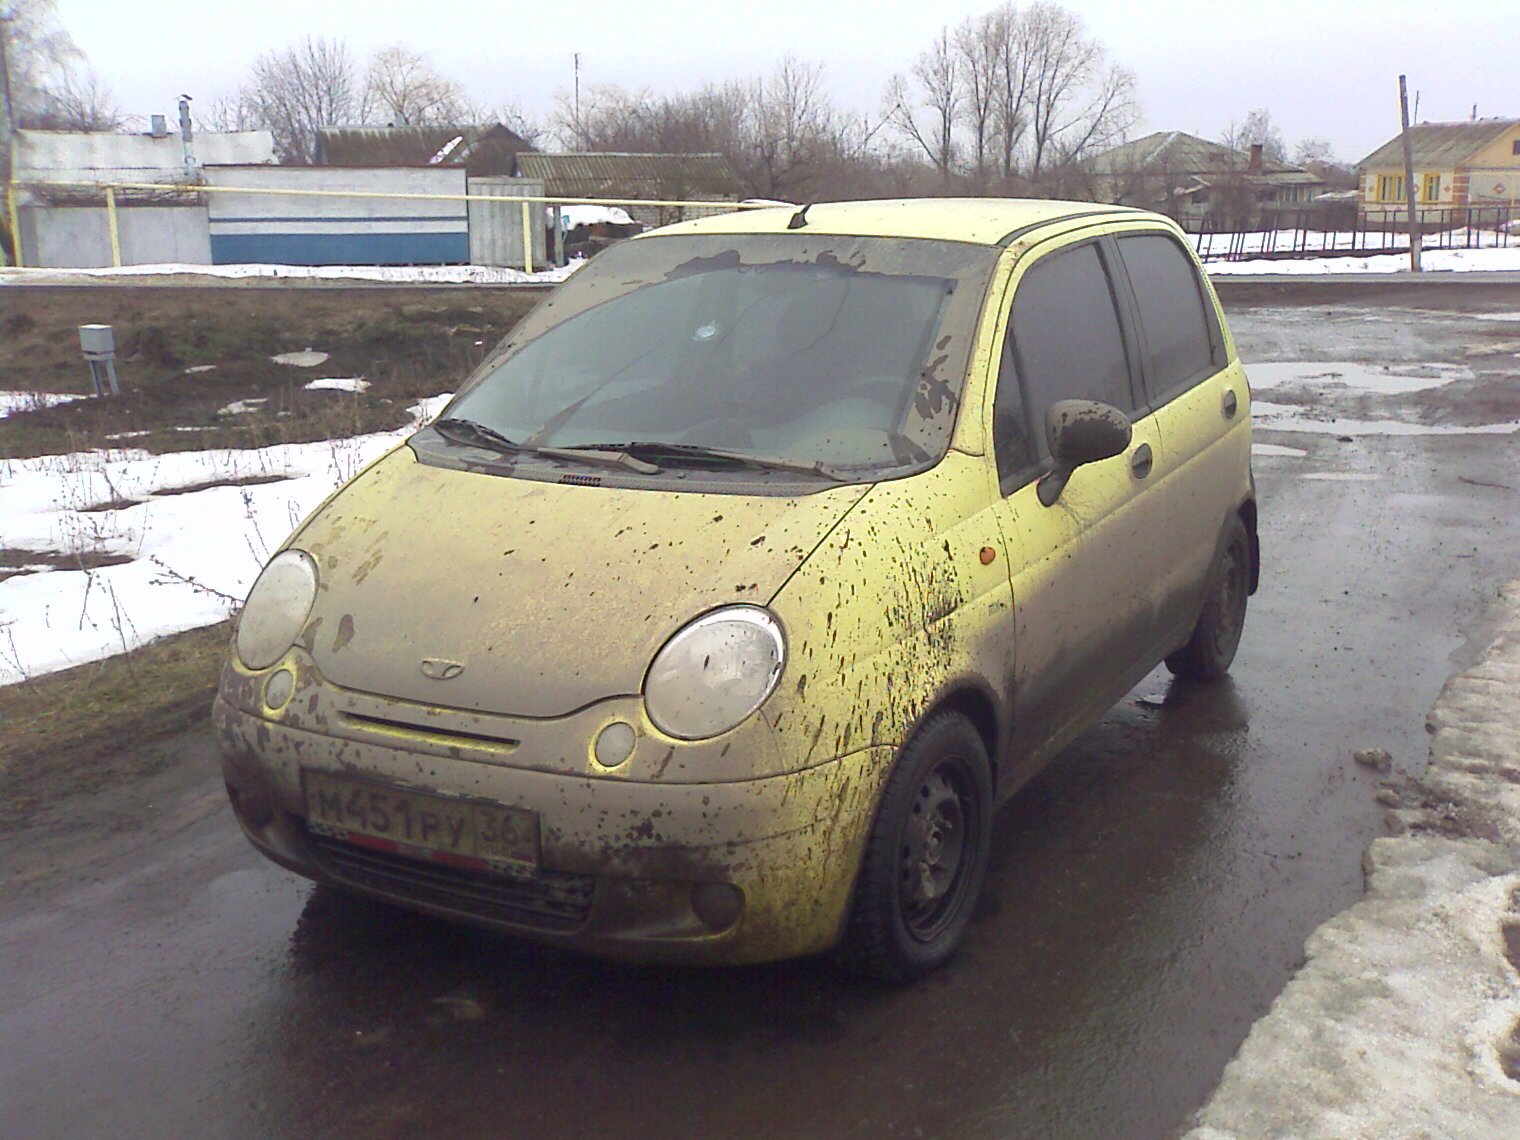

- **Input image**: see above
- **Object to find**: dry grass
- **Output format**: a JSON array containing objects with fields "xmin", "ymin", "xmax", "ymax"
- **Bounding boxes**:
[{"xmin": 0, "ymin": 621, "xmax": 232, "ymax": 827}]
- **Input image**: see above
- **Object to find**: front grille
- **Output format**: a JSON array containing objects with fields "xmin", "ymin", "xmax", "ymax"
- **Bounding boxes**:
[
  {"xmin": 307, "ymin": 831, "xmax": 595, "ymax": 931},
  {"xmin": 558, "ymin": 473, "xmax": 602, "ymax": 486}
]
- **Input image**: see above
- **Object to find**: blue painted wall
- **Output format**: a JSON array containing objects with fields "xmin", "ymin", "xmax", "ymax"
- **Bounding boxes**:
[{"xmin": 209, "ymin": 230, "xmax": 469, "ymax": 266}]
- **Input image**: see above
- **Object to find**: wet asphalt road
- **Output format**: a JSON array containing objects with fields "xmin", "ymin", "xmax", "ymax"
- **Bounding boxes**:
[{"xmin": 4, "ymin": 288, "xmax": 1519, "ymax": 1140}]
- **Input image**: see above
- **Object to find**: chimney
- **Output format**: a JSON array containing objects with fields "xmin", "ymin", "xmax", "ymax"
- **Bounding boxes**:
[
  {"xmin": 178, "ymin": 95, "xmax": 198, "ymax": 179},
  {"xmin": 1248, "ymin": 143, "xmax": 1263, "ymax": 173},
  {"xmin": 149, "ymin": 114, "xmax": 168, "ymax": 138}
]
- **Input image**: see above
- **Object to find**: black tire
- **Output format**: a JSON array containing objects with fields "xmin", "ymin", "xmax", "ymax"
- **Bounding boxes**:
[
  {"xmin": 1166, "ymin": 515, "xmax": 1251, "ymax": 681},
  {"xmin": 837, "ymin": 711, "xmax": 993, "ymax": 983}
]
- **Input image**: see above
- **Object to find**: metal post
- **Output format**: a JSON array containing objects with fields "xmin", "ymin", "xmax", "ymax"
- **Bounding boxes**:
[
  {"xmin": 520, "ymin": 197, "xmax": 534, "ymax": 274},
  {"xmin": 104, "ymin": 186, "xmax": 122, "ymax": 268},
  {"xmin": 5, "ymin": 181, "xmax": 21, "ymax": 268},
  {"xmin": 1399, "ymin": 75, "xmax": 1422, "ymax": 272}
]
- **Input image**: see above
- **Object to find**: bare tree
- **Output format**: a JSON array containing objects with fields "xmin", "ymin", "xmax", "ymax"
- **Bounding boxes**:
[
  {"xmin": 362, "ymin": 46, "xmax": 469, "ymax": 127},
  {"xmin": 1220, "ymin": 108, "xmax": 1287, "ymax": 163},
  {"xmin": 247, "ymin": 36, "xmax": 360, "ymax": 163},
  {"xmin": 1292, "ymin": 137, "xmax": 1334, "ymax": 166},
  {"xmin": 955, "ymin": 11, "xmax": 1003, "ymax": 183},
  {"xmin": 885, "ymin": 27, "xmax": 960, "ymax": 180},
  {"xmin": 26, "ymin": 66, "xmax": 122, "ymax": 130}
]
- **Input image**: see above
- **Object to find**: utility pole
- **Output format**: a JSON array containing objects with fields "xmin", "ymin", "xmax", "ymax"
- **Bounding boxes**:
[
  {"xmin": 573, "ymin": 53, "xmax": 580, "ymax": 127},
  {"xmin": 1399, "ymin": 74, "xmax": 1421, "ymax": 273}
]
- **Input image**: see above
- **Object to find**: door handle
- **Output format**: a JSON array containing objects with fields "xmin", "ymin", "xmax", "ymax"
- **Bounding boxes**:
[
  {"xmin": 1130, "ymin": 442, "xmax": 1153, "ymax": 479},
  {"xmin": 1223, "ymin": 389, "xmax": 1238, "ymax": 418}
]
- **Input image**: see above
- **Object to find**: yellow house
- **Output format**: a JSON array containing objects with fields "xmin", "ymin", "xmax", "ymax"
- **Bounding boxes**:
[{"xmin": 1357, "ymin": 118, "xmax": 1520, "ymax": 220}]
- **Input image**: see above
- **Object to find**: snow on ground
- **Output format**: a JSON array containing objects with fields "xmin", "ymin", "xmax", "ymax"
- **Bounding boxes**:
[
  {"xmin": 303, "ymin": 377, "xmax": 370, "ymax": 393},
  {"xmin": 1208, "ymin": 244, "xmax": 1520, "ymax": 275},
  {"xmin": 1183, "ymin": 581, "xmax": 1520, "ymax": 1139},
  {"xmin": 0, "ymin": 262, "xmax": 582, "ymax": 286},
  {"xmin": 0, "ymin": 391, "xmax": 89, "ymax": 418},
  {"xmin": 1252, "ymin": 400, "xmax": 1520, "ymax": 436},
  {"xmin": 270, "ymin": 350, "xmax": 330, "ymax": 368},
  {"xmin": 0, "ymin": 393, "xmax": 453, "ymax": 685}
]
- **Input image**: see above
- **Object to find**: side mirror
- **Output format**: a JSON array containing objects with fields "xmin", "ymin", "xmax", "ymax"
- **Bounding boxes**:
[{"xmin": 1037, "ymin": 399, "xmax": 1132, "ymax": 506}]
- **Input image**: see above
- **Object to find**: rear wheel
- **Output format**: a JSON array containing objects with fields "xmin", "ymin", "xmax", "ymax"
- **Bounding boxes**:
[
  {"xmin": 837, "ymin": 712, "xmax": 992, "ymax": 983},
  {"xmin": 1167, "ymin": 515, "xmax": 1251, "ymax": 681}
]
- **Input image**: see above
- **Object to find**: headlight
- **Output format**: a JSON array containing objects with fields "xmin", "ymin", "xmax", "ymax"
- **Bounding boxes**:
[
  {"xmin": 644, "ymin": 607, "xmax": 785, "ymax": 740},
  {"xmin": 235, "ymin": 550, "xmax": 318, "ymax": 670}
]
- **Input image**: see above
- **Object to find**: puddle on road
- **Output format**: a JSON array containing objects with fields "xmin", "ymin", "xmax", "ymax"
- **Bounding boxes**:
[
  {"xmin": 1252, "ymin": 400, "xmax": 1520, "ymax": 437},
  {"xmin": 1248, "ymin": 361, "xmax": 1472, "ymax": 396}
]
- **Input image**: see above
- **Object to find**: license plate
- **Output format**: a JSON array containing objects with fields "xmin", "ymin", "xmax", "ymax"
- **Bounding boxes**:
[{"xmin": 303, "ymin": 770, "xmax": 539, "ymax": 872}]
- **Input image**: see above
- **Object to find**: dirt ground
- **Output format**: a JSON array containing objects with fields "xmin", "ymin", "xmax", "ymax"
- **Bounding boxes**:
[{"xmin": 0, "ymin": 286, "xmax": 541, "ymax": 460}]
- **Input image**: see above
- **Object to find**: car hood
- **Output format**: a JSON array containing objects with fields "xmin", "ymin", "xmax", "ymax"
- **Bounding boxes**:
[{"xmin": 292, "ymin": 448, "xmax": 868, "ymax": 717}]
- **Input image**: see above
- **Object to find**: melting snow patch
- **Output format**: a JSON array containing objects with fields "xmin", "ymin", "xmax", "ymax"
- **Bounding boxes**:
[
  {"xmin": 183, "ymin": 364, "xmax": 218, "ymax": 375},
  {"xmin": 1249, "ymin": 361, "xmax": 1471, "ymax": 396},
  {"xmin": 0, "ymin": 390, "xmax": 88, "ymax": 418},
  {"xmin": 304, "ymin": 377, "xmax": 370, "ymax": 393},
  {"xmin": 218, "ymin": 398, "xmax": 270, "ymax": 416},
  {"xmin": 1252, "ymin": 443, "xmax": 1308, "ymax": 458},
  {"xmin": 271, "ymin": 350, "xmax": 330, "ymax": 368}
]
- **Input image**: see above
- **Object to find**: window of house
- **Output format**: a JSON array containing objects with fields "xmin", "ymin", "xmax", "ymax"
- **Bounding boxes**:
[
  {"xmin": 1001, "ymin": 242, "xmax": 1136, "ymax": 475},
  {"xmin": 1115, "ymin": 233, "xmax": 1220, "ymax": 404},
  {"xmin": 1423, "ymin": 173, "xmax": 1441, "ymax": 202},
  {"xmin": 1512, "ymin": 138, "xmax": 1520, "ymax": 156},
  {"xmin": 1377, "ymin": 174, "xmax": 1404, "ymax": 202}
]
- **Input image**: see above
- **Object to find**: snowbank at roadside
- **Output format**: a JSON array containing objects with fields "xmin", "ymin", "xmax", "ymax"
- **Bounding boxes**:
[
  {"xmin": 1206, "ymin": 244, "xmax": 1520, "ymax": 275},
  {"xmin": 1183, "ymin": 582, "xmax": 1520, "ymax": 1138}
]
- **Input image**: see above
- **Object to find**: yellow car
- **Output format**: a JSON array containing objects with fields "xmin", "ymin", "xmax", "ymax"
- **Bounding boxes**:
[{"xmin": 215, "ymin": 199, "xmax": 1256, "ymax": 982}]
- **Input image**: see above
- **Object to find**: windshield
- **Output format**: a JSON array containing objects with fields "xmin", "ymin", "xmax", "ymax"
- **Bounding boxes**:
[{"xmin": 429, "ymin": 233, "xmax": 999, "ymax": 482}]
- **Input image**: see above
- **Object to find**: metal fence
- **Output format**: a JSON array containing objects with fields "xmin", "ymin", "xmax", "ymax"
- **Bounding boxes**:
[
  {"xmin": 1191, "ymin": 205, "xmax": 1516, "ymax": 262},
  {"xmin": 5, "ymin": 178, "xmax": 766, "ymax": 273}
]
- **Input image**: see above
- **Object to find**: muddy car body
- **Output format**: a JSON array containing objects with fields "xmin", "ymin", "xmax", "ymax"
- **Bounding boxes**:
[{"xmin": 216, "ymin": 199, "xmax": 1257, "ymax": 980}]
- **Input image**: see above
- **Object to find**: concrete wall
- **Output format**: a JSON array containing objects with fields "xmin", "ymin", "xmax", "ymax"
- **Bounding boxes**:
[
  {"xmin": 204, "ymin": 166, "xmax": 468, "ymax": 265},
  {"xmin": 467, "ymin": 177, "xmax": 547, "ymax": 268},
  {"xmin": 18, "ymin": 205, "xmax": 211, "ymax": 268},
  {"xmin": 14, "ymin": 129, "xmax": 275, "ymax": 186}
]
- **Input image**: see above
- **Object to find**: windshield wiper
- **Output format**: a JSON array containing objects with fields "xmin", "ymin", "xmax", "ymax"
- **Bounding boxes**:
[
  {"xmin": 431, "ymin": 417, "xmax": 526, "ymax": 454},
  {"xmin": 559, "ymin": 441, "xmax": 847, "ymax": 481}
]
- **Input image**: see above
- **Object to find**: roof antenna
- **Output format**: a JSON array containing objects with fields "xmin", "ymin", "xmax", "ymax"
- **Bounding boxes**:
[{"xmin": 787, "ymin": 203, "xmax": 812, "ymax": 230}]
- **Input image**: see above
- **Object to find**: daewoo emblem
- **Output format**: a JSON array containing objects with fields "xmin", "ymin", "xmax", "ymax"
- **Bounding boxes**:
[{"xmin": 420, "ymin": 658, "xmax": 466, "ymax": 681}]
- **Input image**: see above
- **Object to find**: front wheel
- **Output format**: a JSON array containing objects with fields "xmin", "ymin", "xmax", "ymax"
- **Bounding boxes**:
[
  {"xmin": 1167, "ymin": 515, "xmax": 1251, "ymax": 681},
  {"xmin": 837, "ymin": 712, "xmax": 993, "ymax": 983}
]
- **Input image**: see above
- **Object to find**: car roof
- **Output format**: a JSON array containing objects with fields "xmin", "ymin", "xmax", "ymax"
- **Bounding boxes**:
[{"xmin": 648, "ymin": 198, "xmax": 1150, "ymax": 247}]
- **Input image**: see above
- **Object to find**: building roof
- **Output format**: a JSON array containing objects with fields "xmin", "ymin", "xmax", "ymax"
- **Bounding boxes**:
[
  {"xmin": 1357, "ymin": 119, "xmax": 1520, "ymax": 169},
  {"xmin": 1088, "ymin": 131, "xmax": 1322, "ymax": 185},
  {"xmin": 13, "ymin": 128, "xmax": 275, "ymax": 186},
  {"xmin": 515, "ymin": 153, "xmax": 744, "ymax": 200},
  {"xmin": 315, "ymin": 124, "xmax": 533, "ymax": 176},
  {"xmin": 650, "ymin": 198, "xmax": 1146, "ymax": 247}
]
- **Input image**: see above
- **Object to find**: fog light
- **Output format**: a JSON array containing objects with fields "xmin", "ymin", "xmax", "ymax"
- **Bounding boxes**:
[
  {"xmin": 593, "ymin": 721, "xmax": 636, "ymax": 768},
  {"xmin": 263, "ymin": 667, "xmax": 295, "ymax": 710},
  {"xmin": 690, "ymin": 881, "xmax": 744, "ymax": 931}
]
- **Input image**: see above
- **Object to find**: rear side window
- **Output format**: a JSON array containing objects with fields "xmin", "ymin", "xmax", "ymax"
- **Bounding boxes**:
[
  {"xmin": 1115, "ymin": 233, "xmax": 1221, "ymax": 402},
  {"xmin": 1009, "ymin": 242, "xmax": 1136, "ymax": 460}
]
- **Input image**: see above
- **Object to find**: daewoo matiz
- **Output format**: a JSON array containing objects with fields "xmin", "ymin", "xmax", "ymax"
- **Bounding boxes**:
[{"xmin": 216, "ymin": 199, "xmax": 1258, "ymax": 982}]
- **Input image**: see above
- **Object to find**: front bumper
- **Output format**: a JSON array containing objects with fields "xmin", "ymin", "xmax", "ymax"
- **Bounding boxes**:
[{"xmin": 214, "ymin": 686, "xmax": 891, "ymax": 965}]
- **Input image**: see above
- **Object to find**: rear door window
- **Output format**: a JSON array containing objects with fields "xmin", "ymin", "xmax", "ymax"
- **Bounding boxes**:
[
  {"xmin": 1003, "ymin": 241, "xmax": 1137, "ymax": 465},
  {"xmin": 1114, "ymin": 233, "xmax": 1222, "ymax": 405}
]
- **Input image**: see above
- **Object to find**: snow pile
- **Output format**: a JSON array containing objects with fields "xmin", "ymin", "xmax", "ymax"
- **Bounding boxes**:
[
  {"xmin": 1196, "ymin": 226, "xmax": 1514, "ymax": 261},
  {"xmin": 303, "ymin": 377, "xmax": 369, "ymax": 393},
  {"xmin": 1183, "ymin": 582, "xmax": 1520, "ymax": 1139},
  {"xmin": 557, "ymin": 205, "xmax": 635, "ymax": 228},
  {"xmin": 0, "ymin": 393, "xmax": 453, "ymax": 685}
]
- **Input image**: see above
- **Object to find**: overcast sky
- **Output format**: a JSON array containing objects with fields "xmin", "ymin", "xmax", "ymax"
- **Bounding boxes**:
[{"xmin": 57, "ymin": 0, "xmax": 1517, "ymax": 165}]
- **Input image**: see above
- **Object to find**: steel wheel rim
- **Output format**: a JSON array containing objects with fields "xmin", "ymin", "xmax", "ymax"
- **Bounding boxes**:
[
  {"xmin": 1212, "ymin": 540, "xmax": 1248, "ymax": 658},
  {"xmin": 897, "ymin": 759, "xmax": 977, "ymax": 942}
]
